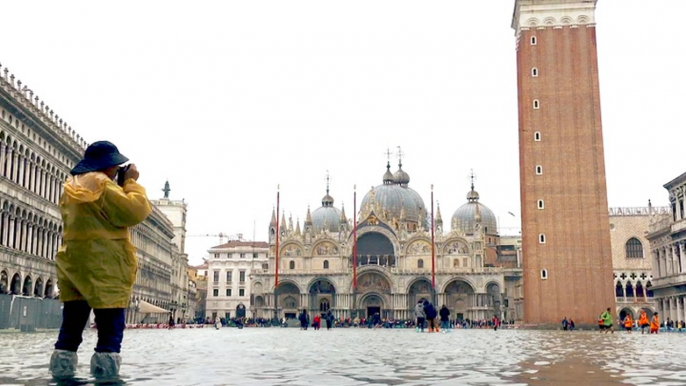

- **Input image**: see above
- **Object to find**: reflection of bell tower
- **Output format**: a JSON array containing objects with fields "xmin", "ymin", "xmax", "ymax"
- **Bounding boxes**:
[{"xmin": 513, "ymin": 0, "xmax": 615, "ymax": 324}]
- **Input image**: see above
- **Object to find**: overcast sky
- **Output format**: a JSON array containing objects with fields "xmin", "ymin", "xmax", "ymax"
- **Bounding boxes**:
[{"xmin": 3, "ymin": 1, "xmax": 684, "ymax": 265}]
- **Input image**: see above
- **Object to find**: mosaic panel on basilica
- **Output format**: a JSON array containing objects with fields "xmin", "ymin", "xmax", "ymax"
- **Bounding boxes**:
[{"xmin": 250, "ymin": 161, "xmax": 523, "ymax": 323}]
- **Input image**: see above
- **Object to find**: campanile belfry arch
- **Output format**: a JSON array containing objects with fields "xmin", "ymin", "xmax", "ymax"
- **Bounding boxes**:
[{"xmin": 512, "ymin": 0, "xmax": 615, "ymax": 324}]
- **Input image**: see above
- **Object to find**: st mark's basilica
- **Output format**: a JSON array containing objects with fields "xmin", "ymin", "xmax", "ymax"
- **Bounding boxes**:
[{"xmin": 250, "ymin": 159, "xmax": 523, "ymax": 322}]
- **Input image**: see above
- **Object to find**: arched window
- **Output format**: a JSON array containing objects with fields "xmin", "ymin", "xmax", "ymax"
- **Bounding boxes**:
[
  {"xmin": 323, "ymin": 260, "xmax": 329, "ymax": 269},
  {"xmin": 615, "ymin": 281, "xmax": 623, "ymax": 298},
  {"xmin": 533, "ymin": 99, "xmax": 540, "ymax": 109},
  {"xmin": 531, "ymin": 67, "xmax": 538, "ymax": 77},
  {"xmin": 625, "ymin": 238, "xmax": 644, "ymax": 258},
  {"xmin": 319, "ymin": 298, "xmax": 330, "ymax": 312},
  {"xmin": 646, "ymin": 281, "xmax": 654, "ymax": 298},
  {"xmin": 534, "ymin": 132, "xmax": 541, "ymax": 141},
  {"xmin": 288, "ymin": 261, "xmax": 295, "ymax": 270},
  {"xmin": 539, "ymin": 234, "xmax": 546, "ymax": 244},
  {"xmin": 531, "ymin": 36, "xmax": 537, "ymax": 45},
  {"xmin": 418, "ymin": 259, "xmax": 424, "ymax": 269},
  {"xmin": 540, "ymin": 269, "xmax": 548, "ymax": 279}
]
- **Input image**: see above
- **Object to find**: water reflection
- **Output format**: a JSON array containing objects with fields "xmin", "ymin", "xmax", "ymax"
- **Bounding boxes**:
[{"xmin": 1, "ymin": 328, "xmax": 686, "ymax": 385}]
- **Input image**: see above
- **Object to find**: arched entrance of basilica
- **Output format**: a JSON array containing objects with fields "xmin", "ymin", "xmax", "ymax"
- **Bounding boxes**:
[
  {"xmin": 444, "ymin": 280, "xmax": 476, "ymax": 322},
  {"xmin": 309, "ymin": 279, "xmax": 335, "ymax": 317},
  {"xmin": 356, "ymin": 271, "xmax": 392, "ymax": 319},
  {"xmin": 276, "ymin": 282, "xmax": 300, "ymax": 320},
  {"xmin": 408, "ymin": 278, "xmax": 433, "ymax": 311}
]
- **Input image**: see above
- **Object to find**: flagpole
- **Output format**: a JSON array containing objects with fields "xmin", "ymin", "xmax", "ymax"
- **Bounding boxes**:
[
  {"xmin": 352, "ymin": 184, "xmax": 358, "ymax": 319},
  {"xmin": 431, "ymin": 184, "xmax": 436, "ymax": 305},
  {"xmin": 273, "ymin": 185, "xmax": 280, "ymax": 324}
]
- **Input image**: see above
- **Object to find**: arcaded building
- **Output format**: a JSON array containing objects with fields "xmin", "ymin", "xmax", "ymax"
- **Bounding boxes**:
[
  {"xmin": 647, "ymin": 172, "xmax": 686, "ymax": 324},
  {"xmin": 513, "ymin": 0, "xmax": 615, "ymax": 324},
  {"xmin": 250, "ymin": 161, "xmax": 523, "ymax": 322},
  {"xmin": 609, "ymin": 206, "xmax": 670, "ymax": 320}
]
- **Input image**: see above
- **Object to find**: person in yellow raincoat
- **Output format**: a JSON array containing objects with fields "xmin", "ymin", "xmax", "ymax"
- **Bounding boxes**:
[{"xmin": 49, "ymin": 141, "xmax": 151, "ymax": 380}]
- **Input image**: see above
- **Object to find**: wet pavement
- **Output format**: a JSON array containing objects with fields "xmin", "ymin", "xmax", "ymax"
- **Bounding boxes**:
[{"xmin": 1, "ymin": 327, "xmax": 686, "ymax": 385}]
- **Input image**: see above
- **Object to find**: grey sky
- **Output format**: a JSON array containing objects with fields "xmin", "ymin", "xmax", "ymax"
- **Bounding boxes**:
[{"xmin": 3, "ymin": 1, "xmax": 684, "ymax": 265}]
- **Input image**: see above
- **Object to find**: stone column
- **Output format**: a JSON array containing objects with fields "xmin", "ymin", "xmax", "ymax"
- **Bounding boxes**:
[
  {"xmin": 8, "ymin": 216, "xmax": 15, "ymax": 249},
  {"xmin": 0, "ymin": 144, "xmax": 5, "ymax": 176},
  {"xmin": 671, "ymin": 297, "xmax": 677, "ymax": 324},
  {"xmin": 17, "ymin": 156, "xmax": 25, "ymax": 187},
  {"xmin": 679, "ymin": 242, "xmax": 685, "ymax": 275},
  {"xmin": 11, "ymin": 152, "xmax": 18, "ymax": 183},
  {"xmin": 677, "ymin": 296, "xmax": 683, "ymax": 324}
]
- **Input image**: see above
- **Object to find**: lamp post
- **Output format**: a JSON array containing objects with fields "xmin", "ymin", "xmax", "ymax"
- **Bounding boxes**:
[{"xmin": 273, "ymin": 185, "xmax": 280, "ymax": 326}]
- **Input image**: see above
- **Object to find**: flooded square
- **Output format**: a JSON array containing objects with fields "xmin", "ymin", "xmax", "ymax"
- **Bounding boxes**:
[{"xmin": 2, "ymin": 328, "xmax": 686, "ymax": 385}]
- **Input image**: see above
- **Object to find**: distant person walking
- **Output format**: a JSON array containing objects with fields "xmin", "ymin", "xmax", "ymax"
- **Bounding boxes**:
[
  {"xmin": 299, "ymin": 309, "xmax": 309, "ymax": 330},
  {"xmin": 492, "ymin": 315, "xmax": 500, "ymax": 331},
  {"xmin": 650, "ymin": 312, "xmax": 660, "ymax": 334},
  {"xmin": 415, "ymin": 300, "xmax": 426, "ymax": 332},
  {"xmin": 49, "ymin": 142, "xmax": 152, "ymax": 380},
  {"xmin": 325, "ymin": 310, "xmax": 334, "ymax": 330},
  {"xmin": 561, "ymin": 317, "xmax": 569, "ymax": 331},
  {"xmin": 599, "ymin": 308, "xmax": 614, "ymax": 334},
  {"xmin": 439, "ymin": 305, "xmax": 451, "ymax": 333}
]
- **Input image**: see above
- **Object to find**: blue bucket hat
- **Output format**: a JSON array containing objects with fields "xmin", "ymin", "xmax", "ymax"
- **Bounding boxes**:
[{"xmin": 70, "ymin": 141, "xmax": 129, "ymax": 175}]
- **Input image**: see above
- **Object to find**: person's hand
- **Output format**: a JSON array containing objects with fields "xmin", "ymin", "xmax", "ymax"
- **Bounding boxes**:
[{"xmin": 124, "ymin": 164, "xmax": 139, "ymax": 181}]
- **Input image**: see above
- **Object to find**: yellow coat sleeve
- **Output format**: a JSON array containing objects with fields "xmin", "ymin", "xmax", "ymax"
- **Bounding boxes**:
[{"xmin": 101, "ymin": 179, "xmax": 153, "ymax": 228}]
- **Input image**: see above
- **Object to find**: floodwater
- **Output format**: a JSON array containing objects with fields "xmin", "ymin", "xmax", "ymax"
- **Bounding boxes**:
[{"xmin": 1, "ymin": 327, "xmax": 685, "ymax": 385}]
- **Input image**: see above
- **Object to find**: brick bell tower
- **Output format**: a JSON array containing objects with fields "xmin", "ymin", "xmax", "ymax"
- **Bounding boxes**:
[{"xmin": 512, "ymin": 0, "xmax": 615, "ymax": 325}]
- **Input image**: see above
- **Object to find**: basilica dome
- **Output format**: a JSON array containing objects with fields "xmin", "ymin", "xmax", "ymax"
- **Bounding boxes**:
[
  {"xmin": 451, "ymin": 185, "xmax": 498, "ymax": 235},
  {"xmin": 361, "ymin": 162, "xmax": 428, "ymax": 228},
  {"xmin": 311, "ymin": 190, "xmax": 343, "ymax": 233}
]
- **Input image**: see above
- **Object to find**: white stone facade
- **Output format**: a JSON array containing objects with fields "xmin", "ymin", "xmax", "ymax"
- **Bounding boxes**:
[
  {"xmin": 0, "ymin": 63, "xmax": 87, "ymax": 299},
  {"xmin": 205, "ymin": 241, "xmax": 269, "ymax": 321},
  {"xmin": 647, "ymin": 172, "xmax": 686, "ymax": 325},
  {"xmin": 0, "ymin": 63, "xmax": 189, "ymax": 325},
  {"xmin": 251, "ymin": 164, "xmax": 523, "ymax": 323},
  {"xmin": 151, "ymin": 191, "xmax": 190, "ymax": 322}
]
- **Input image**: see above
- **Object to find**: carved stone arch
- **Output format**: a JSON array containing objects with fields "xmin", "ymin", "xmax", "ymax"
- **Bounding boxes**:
[
  {"xmin": 560, "ymin": 16, "xmax": 573, "ymax": 25},
  {"xmin": 442, "ymin": 238, "xmax": 471, "ymax": 255},
  {"xmin": 280, "ymin": 241, "xmax": 304, "ymax": 258},
  {"xmin": 439, "ymin": 276, "xmax": 477, "ymax": 294},
  {"xmin": 543, "ymin": 16, "xmax": 556, "ymax": 26},
  {"xmin": 406, "ymin": 276, "xmax": 433, "ymax": 294},
  {"xmin": 577, "ymin": 15, "xmax": 590, "ymax": 24},
  {"xmin": 526, "ymin": 17, "xmax": 540, "ymax": 27},
  {"xmin": 10, "ymin": 272, "xmax": 21, "ymax": 294},
  {"xmin": 404, "ymin": 236, "xmax": 432, "ymax": 255},
  {"xmin": 272, "ymin": 279, "xmax": 302, "ymax": 294},
  {"xmin": 307, "ymin": 277, "xmax": 336, "ymax": 294},
  {"xmin": 312, "ymin": 240, "xmax": 339, "ymax": 256},
  {"xmin": 355, "ymin": 269, "xmax": 392, "ymax": 294},
  {"xmin": 30, "ymin": 152, "xmax": 35, "ymax": 161},
  {"xmin": 34, "ymin": 276, "xmax": 43, "ymax": 297},
  {"xmin": 12, "ymin": 140, "xmax": 17, "ymax": 149},
  {"xmin": 5, "ymin": 135, "xmax": 12, "ymax": 145},
  {"xmin": 346, "ymin": 226, "xmax": 399, "ymax": 255},
  {"xmin": 14, "ymin": 206, "xmax": 21, "ymax": 216},
  {"xmin": 0, "ymin": 131, "xmax": 4, "ymax": 140},
  {"xmin": 0, "ymin": 270, "xmax": 8, "ymax": 293},
  {"xmin": 253, "ymin": 281, "xmax": 263, "ymax": 294},
  {"xmin": 22, "ymin": 275, "xmax": 32, "ymax": 296},
  {"xmin": 41, "ymin": 159, "xmax": 46, "ymax": 168}
]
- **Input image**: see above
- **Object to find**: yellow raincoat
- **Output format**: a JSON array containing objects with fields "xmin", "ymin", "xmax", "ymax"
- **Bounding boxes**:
[{"xmin": 56, "ymin": 172, "xmax": 152, "ymax": 309}]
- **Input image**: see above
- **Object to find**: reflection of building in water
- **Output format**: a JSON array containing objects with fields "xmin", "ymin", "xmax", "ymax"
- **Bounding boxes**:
[
  {"xmin": 647, "ymin": 172, "xmax": 686, "ymax": 325},
  {"xmin": 609, "ymin": 205, "xmax": 669, "ymax": 322},
  {"xmin": 250, "ymin": 159, "xmax": 523, "ymax": 322}
]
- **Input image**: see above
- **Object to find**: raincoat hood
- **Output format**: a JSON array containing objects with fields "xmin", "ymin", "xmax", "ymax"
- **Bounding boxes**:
[{"xmin": 63, "ymin": 172, "xmax": 111, "ymax": 204}]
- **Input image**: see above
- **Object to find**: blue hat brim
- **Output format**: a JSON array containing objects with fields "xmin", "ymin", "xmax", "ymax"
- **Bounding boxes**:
[{"xmin": 70, "ymin": 153, "xmax": 129, "ymax": 175}]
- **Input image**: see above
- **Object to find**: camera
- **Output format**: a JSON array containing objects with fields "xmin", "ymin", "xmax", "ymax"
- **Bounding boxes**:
[{"xmin": 117, "ymin": 165, "xmax": 131, "ymax": 186}]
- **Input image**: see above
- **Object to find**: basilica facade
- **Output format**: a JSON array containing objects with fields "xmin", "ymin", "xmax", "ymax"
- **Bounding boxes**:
[{"xmin": 250, "ymin": 161, "xmax": 523, "ymax": 322}]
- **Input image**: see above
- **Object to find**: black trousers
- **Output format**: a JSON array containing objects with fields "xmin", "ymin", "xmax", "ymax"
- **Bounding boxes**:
[{"xmin": 417, "ymin": 317, "xmax": 426, "ymax": 331}]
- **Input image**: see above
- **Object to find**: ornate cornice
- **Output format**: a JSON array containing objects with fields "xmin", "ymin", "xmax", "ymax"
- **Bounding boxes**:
[{"xmin": 512, "ymin": 0, "xmax": 597, "ymax": 39}]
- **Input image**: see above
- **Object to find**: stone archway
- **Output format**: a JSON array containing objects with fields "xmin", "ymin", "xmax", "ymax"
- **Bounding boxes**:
[
  {"xmin": 356, "ymin": 272, "xmax": 392, "ymax": 319},
  {"xmin": 356, "ymin": 232, "xmax": 396, "ymax": 267},
  {"xmin": 308, "ymin": 279, "xmax": 336, "ymax": 316},
  {"xmin": 407, "ymin": 278, "xmax": 433, "ymax": 310},
  {"xmin": 486, "ymin": 282, "xmax": 502, "ymax": 318},
  {"xmin": 10, "ymin": 273, "xmax": 21, "ymax": 295},
  {"xmin": 360, "ymin": 293, "xmax": 385, "ymax": 319},
  {"xmin": 34, "ymin": 277, "xmax": 43, "ymax": 297},
  {"xmin": 44, "ymin": 279, "xmax": 54, "ymax": 298},
  {"xmin": 619, "ymin": 308, "xmax": 634, "ymax": 321},
  {"xmin": 236, "ymin": 303, "xmax": 246, "ymax": 319},
  {"xmin": 0, "ymin": 270, "xmax": 8, "ymax": 294},
  {"xmin": 276, "ymin": 282, "xmax": 300, "ymax": 320},
  {"xmin": 444, "ymin": 279, "xmax": 476, "ymax": 321}
]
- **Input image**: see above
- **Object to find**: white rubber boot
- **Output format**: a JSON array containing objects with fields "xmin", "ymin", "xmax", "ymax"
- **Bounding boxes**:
[
  {"xmin": 90, "ymin": 352, "xmax": 122, "ymax": 379},
  {"xmin": 49, "ymin": 349, "xmax": 78, "ymax": 379}
]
